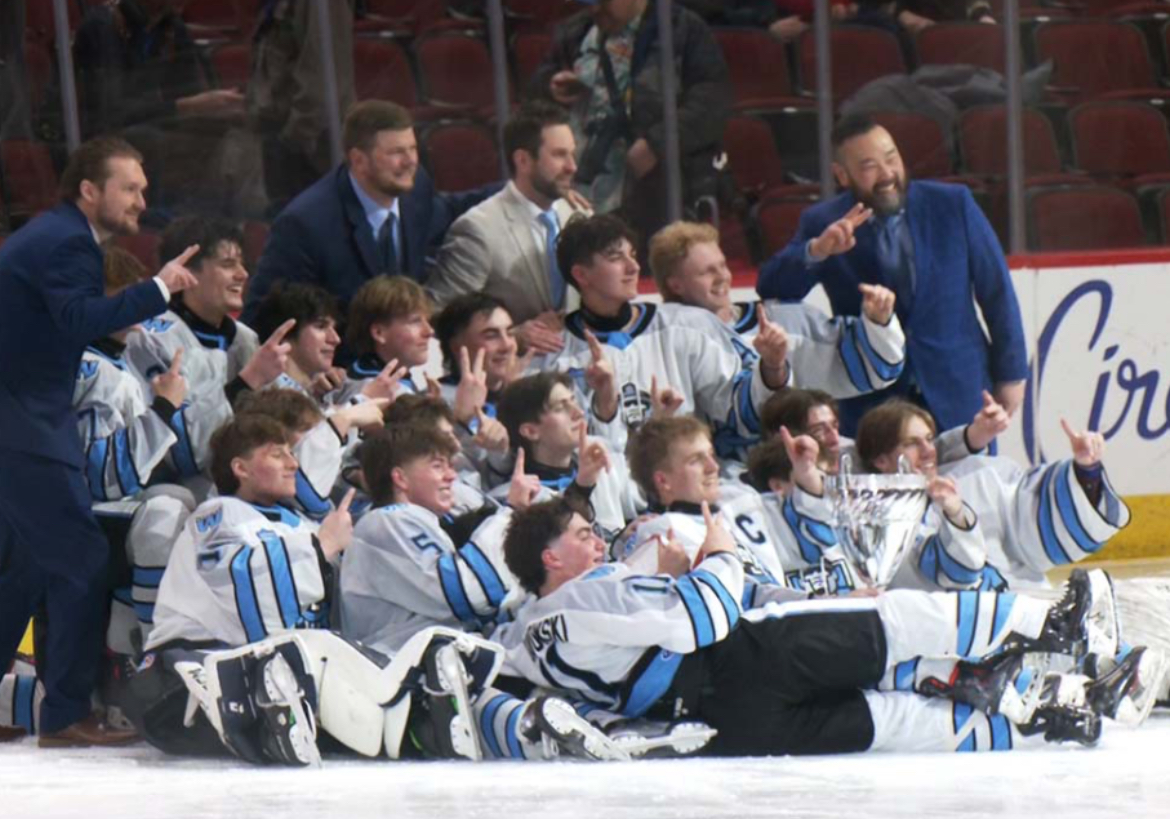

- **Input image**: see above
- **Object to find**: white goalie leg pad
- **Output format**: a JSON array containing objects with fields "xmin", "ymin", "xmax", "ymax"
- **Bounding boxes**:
[{"xmin": 1113, "ymin": 577, "xmax": 1170, "ymax": 701}]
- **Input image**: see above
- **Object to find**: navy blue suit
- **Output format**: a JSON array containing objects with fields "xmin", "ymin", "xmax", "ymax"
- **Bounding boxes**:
[
  {"xmin": 756, "ymin": 181, "xmax": 1028, "ymax": 434},
  {"xmin": 242, "ymin": 164, "xmax": 497, "ymax": 325},
  {"xmin": 0, "ymin": 202, "xmax": 166, "ymax": 732}
]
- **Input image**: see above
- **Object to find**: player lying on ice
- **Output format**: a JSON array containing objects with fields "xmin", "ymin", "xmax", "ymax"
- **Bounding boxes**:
[{"xmin": 493, "ymin": 482, "xmax": 1164, "ymax": 756}]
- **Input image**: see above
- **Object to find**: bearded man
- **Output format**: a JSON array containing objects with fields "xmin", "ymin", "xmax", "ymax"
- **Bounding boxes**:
[{"xmin": 755, "ymin": 114, "xmax": 1027, "ymax": 438}]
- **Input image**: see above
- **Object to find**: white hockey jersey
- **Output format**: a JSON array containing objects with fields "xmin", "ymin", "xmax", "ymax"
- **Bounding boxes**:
[
  {"xmin": 339, "ymin": 504, "xmax": 513, "ymax": 653},
  {"xmin": 730, "ymin": 300, "xmax": 906, "ymax": 399},
  {"xmin": 74, "ymin": 342, "xmax": 177, "ymax": 502},
  {"xmin": 123, "ymin": 307, "xmax": 259, "ymax": 482},
  {"xmin": 896, "ymin": 455, "xmax": 1130, "ymax": 592},
  {"xmin": 147, "ymin": 497, "xmax": 330, "ymax": 650},
  {"xmin": 535, "ymin": 303, "xmax": 781, "ymax": 447},
  {"xmin": 749, "ymin": 489, "xmax": 862, "ymax": 597},
  {"xmin": 494, "ymin": 552, "xmax": 744, "ymax": 716}
]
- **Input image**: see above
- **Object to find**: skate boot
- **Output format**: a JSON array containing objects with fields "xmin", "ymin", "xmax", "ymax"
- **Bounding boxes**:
[
  {"xmin": 1085, "ymin": 646, "xmax": 1168, "ymax": 727},
  {"xmin": 1017, "ymin": 673, "xmax": 1102, "ymax": 747},
  {"xmin": 409, "ymin": 640, "xmax": 482, "ymax": 761},
  {"xmin": 521, "ymin": 697, "xmax": 630, "ymax": 761},
  {"xmin": 253, "ymin": 651, "xmax": 321, "ymax": 768},
  {"xmin": 1012, "ymin": 569, "xmax": 1118, "ymax": 659},
  {"xmin": 607, "ymin": 719, "xmax": 717, "ymax": 759},
  {"xmin": 917, "ymin": 652, "xmax": 1047, "ymax": 725}
]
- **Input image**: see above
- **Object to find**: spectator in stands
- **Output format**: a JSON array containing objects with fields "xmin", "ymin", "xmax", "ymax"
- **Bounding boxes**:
[
  {"xmin": 0, "ymin": 136, "xmax": 198, "ymax": 747},
  {"xmin": 249, "ymin": 0, "xmax": 355, "ymax": 214},
  {"xmin": 528, "ymin": 0, "xmax": 731, "ymax": 257},
  {"xmin": 893, "ymin": 0, "xmax": 995, "ymax": 35},
  {"xmin": 430, "ymin": 102, "xmax": 587, "ymax": 353},
  {"xmin": 243, "ymin": 101, "xmax": 496, "ymax": 329},
  {"xmin": 0, "ymin": 0, "xmax": 31, "ymax": 140},
  {"xmin": 756, "ymin": 114, "xmax": 1026, "ymax": 438},
  {"xmin": 73, "ymin": 1, "xmax": 246, "ymax": 211}
]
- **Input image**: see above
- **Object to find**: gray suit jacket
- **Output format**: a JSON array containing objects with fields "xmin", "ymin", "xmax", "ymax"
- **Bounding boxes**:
[{"xmin": 427, "ymin": 182, "xmax": 583, "ymax": 323}]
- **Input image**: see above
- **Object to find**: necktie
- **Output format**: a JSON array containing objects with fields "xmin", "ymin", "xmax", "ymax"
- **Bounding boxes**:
[
  {"xmin": 378, "ymin": 212, "xmax": 399, "ymax": 274},
  {"xmin": 537, "ymin": 209, "xmax": 565, "ymax": 308},
  {"xmin": 876, "ymin": 213, "xmax": 915, "ymax": 315}
]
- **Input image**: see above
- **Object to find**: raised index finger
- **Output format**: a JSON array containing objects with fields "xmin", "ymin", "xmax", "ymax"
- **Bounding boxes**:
[
  {"xmin": 171, "ymin": 244, "xmax": 201, "ymax": 267},
  {"xmin": 338, "ymin": 487, "xmax": 356, "ymax": 513},
  {"xmin": 267, "ymin": 318, "xmax": 297, "ymax": 346},
  {"xmin": 585, "ymin": 329, "xmax": 603, "ymax": 359},
  {"xmin": 1059, "ymin": 417, "xmax": 1079, "ymax": 440},
  {"xmin": 513, "ymin": 447, "xmax": 526, "ymax": 477},
  {"xmin": 168, "ymin": 347, "xmax": 184, "ymax": 372}
]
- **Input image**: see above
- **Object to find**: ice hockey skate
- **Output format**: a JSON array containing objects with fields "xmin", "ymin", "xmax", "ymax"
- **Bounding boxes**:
[{"xmin": 521, "ymin": 697, "xmax": 631, "ymax": 761}]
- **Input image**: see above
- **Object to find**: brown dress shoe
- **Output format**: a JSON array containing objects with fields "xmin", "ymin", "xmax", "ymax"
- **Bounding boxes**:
[
  {"xmin": 0, "ymin": 725, "xmax": 28, "ymax": 743},
  {"xmin": 38, "ymin": 714, "xmax": 139, "ymax": 748}
]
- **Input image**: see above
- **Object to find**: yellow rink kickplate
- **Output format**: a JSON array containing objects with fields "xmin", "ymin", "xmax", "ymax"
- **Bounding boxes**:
[{"xmin": 1090, "ymin": 495, "xmax": 1170, "ymax": 562}]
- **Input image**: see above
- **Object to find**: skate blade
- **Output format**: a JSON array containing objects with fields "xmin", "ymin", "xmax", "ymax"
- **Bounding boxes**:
[
  {"xmin": 611, "ymin": 723, "xmax": 717, "ymax": 758},
  {"xmin": 1085, "ymin": 570, "xmax": 1120, "ymax": 660},
  {"xmin": 433, "ymin": 646, "xmax": 482, "ymax": 762},
  {"xmin": 1114, "ymin": 648, "xmax": 1170, "ymax": 728}
]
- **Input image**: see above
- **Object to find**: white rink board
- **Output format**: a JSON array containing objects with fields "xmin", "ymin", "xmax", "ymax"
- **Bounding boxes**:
[{"xmin": 3, "ymin": 716, "xmax": 1169, "ymax": 819}]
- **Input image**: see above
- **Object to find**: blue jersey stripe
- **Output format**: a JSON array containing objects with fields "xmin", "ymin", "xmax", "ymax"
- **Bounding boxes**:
[
  {"xmin": 170, "ymin": 408, "xmax": 200, "ymax": 478},
  {"xmin": 1054, "ymin": 462, "xmax": 1104, "ymax": 556},
  {"xmin": 86, "ymin": 437, "xmax": 110, "ymax": 502},
  {"xmin": 504, "ymin": 700, "xmax": 525, "ymax": 759},
  {"xmin": 230, "ymin": 546, "xmax": 267, "ymax": 642},
  {"xmin": 692, "ymin": 569, "xmax": 740, "ymax": 633},
  {"xmin": 934, "ymin": 538, "xmax": 983, "ymax": 585},
  {"xmin": 990, "ymin": 592, "xmax": 1016, "ymax": 646},
  {"xmin": 783, "ymin": 498, "xmax": 823, "ymax": 564},
  {"xmin": 1037, "ymin": 465, "xmax": 1072, "ymax": 566},
  {"xmin": 854, "ymin": 318, "xmax": 904, "ymax": 381},
  {"xmin": 838, "ymin": 322, "xmax": 874, "ymax": 393},
  {"xmin": 733, "ymin": 368, "xmax": 761, "ymax": 434},
  {"xmin": 894, "ymin": 658, "xmax": 919, "ymax": 692},
  {"xmin": 294, "ymin": 470, "xmax": 332, "ymax": 520},
  {"xmin": 622, "ymin": 650, "xmax": 683, "ymax": 718},
  {"xmin": 14, "ymin": 675, "xmax": 35, "ymax": 733},
  {"xmin": 112, "ymin": 429, "xmax": 142, "ymax": 497},
  {"xmin": 675, "ymin": 575, "xmax": 716, "ymax": 648},
  {"xmin": 957, "ymin": 591, "xmax": 979, "ymax": 658},
  {"xmin": 258, "ymin": 530, "xmax": 301, "ymax": 629},
  {"xmin": 437, "ymin": 554, "xmax": 478, "ymax": 624},
  {"xmin": 132, "ymin": 566, "xmax": 166, "ymax": 589},
  {"xmin": 990, "ymin": 714, "xmax": 1012, "ymax": 751},
  {"xmin": 460, "ymin": 542, "xmax": 508, "ymax": 608}
]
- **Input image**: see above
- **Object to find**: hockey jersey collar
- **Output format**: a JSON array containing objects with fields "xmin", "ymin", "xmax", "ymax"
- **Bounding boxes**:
[
  {"xmin": 348, "ymin": 353, "xmax": 416, "ymax": 389},
  {"xmin": 566, "ymin": 302, "xmax": 656, "ymax": 351},
  {"xmin": 171, "ymin": 298, "xmax": 238, "ymax": 351},
  {"xmin": 528, "ymin": 458, "xmax": 578, "ymax": 492},
  {"xmin": 654, "ymin": 500, "xmax": 721, "ymax": 516},
  {"xmin": 86, "ymin": 337, "xmax": 128, "ymax": 369},
  {"xmin": 733, "ymin": 301, "xmax": 760, "ymax": 334},
  {"xmin": 248, "ymin": 502, "xmax": 304, "ymax": 528}
]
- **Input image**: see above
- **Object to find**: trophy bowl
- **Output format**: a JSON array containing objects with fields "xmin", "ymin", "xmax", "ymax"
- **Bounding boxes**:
[{"xmin": 824, "ymin": 462, "xmax": 929, "ymax": 588}]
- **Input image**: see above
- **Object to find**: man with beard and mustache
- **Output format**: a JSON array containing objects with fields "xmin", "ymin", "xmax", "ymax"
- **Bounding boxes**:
[
  {"xmin": 429, "ymin": 102, "xmax": 589, "ymax": 355},
  {"xmin": 756, "ymin": 115, "xmax": 1027, "ymax": 441},
  {"xmin": 242, "ymin": 100, "xmax": 498, "ymax": 332},
  {"xmin": 0, "ymin": 136, "xmax": 199, "ymax": 747}
]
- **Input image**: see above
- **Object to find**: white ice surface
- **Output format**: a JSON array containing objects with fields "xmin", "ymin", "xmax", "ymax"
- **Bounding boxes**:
[{"xmin": 3, "ymin": 714, "xmax": 1169, "ymax": 819}]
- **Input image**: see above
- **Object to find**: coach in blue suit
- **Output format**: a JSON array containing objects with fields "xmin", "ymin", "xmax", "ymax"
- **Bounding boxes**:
[
  {"xmin": 242, "ymin": 100, "xmax": 497, "ymax": 326},
  {"xmin": 0, "ymin": 137, "xmax": 197, "ymax": 746},
  {"xmin": 756, "ymin": 115, "xmax": 1027, "ymax": 435}
]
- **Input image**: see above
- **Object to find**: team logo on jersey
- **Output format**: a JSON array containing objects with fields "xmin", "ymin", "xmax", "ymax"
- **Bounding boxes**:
[
  {"xmin": 78, "ymin": 360, "xmax": 99, "ymax": 380},
  {"xmin": 785, "ymin": 558, "xmax": 856, "ymax": 597},
  {"xmin": 141, "ymin": 317, "xmax": 174, "ymax": 334},
  {"xmin": 195, "ymin": 508, "xmax": 224, "ymax": 533},
  {"xmin": 619, "ymin": 382, "xmax": 653, "ymax": 429},
  {"xmin": 525, "ymin": 614, "xmax": 568, "ymax": 658}
]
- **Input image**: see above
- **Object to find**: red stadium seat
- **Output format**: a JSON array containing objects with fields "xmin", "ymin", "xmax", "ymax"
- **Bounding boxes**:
[
  {"xmin": 24, "ymin": 0, "xmax": 81, "ymax": 44},
  {"xmin": 512, "ymin": 31, "xmax": 552, "ymax": 90},
  {"xmin": 798, "ymin": 26, "xmax": 907, "ymax": 104},
  {"xmin": 958, "ymin": 105, "xmax": 1069, "ymax": 179},
  {"xmin": 1070, "ymin": 101, "xmax": 1170, "ymax": 185},
  {"xmin": 870, "ymin": 111, "xmax": 953, "ymax": 179},
  {"xmin": 208, "ymin": 43, "xmax": 250, "ymax": 91},
  {"xmin": 714, "ymin": 28, "xmax": 801, "ymax": 109},
  {"xmin": 723, "ymin": 116, "xmax": 788, "ymax": 197},
  {"xmin": 1026, "ymin": 185, "xmax": 1147, "ymax": 251},
  {"xmin": 1034, "ymin": 21, "xmax": 1160, "ymax": 103},
  {"xmin": 756, "ymin": 191, "xmax": 820, "ymax": 256},
  {"xmin": 915, "ymin": 23, "xmax": 1006, "ymax": 73},
  {"xmin": 354, "ymin": 38, "xmax": 419, "ymax": 109},
  {"xmin": 0, "ymin": 140, "xmax": 59, "ymax": 222},
  {"xmin": 420, "ymin": 120, "xmax": 503, "ymax": 192},
  {"xmin": 504, "ymin": 0, "xmax": 579, "ymax": 33},
  {"xmin": 413, "ymin": 31, "xmax": 500, "ymax": 113}
]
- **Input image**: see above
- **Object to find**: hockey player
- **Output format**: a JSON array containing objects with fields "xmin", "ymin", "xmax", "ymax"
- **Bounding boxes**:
[
  {"xmin": 341, "ymin": 275, "xmax": 433, "ymax": 401},
  {"xmin": 854, "ymin": 400, "xmax": 1131, "ymax": 592},
  {"xmin": 536, "ymin": 214, "xmax": 791, "ymax": 450},
  {"xmin": 495, "ymin": 372, "xmax": 644, "ymax": 541},
  {"xmin": 432, "ymin": 293, "xmax": 523, "ymax": 422},
  {"xmin": 248, "ymin": 282, "xmax": 347, "ymax": 401},
  {"xmin": 497, "ymin": 497, "xmax": 1151, "ymax": 755},
  {"xmin": 647, "ymin": 221, "xmax": 906, "ymax": 399},
  {"xmin": 123, "ymin": 216, "xmax": 292, "ymax": 497}
]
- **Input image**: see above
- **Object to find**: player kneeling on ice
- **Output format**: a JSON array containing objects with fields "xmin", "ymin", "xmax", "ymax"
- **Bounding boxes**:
[
  {"xmin": 118, "ymin": 414, "xmax": 511, "ymax": 764},
  {"xmin": 495, "ymin": 496, "xmax": 1162, "ymax": 756}
]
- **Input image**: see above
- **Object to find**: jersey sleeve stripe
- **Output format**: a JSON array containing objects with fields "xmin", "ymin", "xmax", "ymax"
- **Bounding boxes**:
[
  {"xmin": 437, "ymin": 553, "xmax": 478, "ymax": 624},
  {"xmin": 131, "ymin": 566, "xmax": 166, "ymax": 589},
  {"xmin": 112, "ymin": 428, "xmax": 143, "ymax": 497},
  {"xmin": 620, "ymin": 649, "xmax": 683, "ymax": 718},
  {"xmin": 732, "ymin": 369, "xmax": 761, "ymax": 435},
  {"xmin": 1053, "ymin": 462, "xmax": 1105, "ymax": 556},
  {"xmin": 856, "ymin": 318, "xmax": 904, "ymax": 380},
  {"xmin": 169, "ymin": 407, "xmax": 200, "ymax": 478},
  {"xmin": 932, "ymin": 536, "xmax": 983, "ymax": 585},
  {"xmin": 230, "ymin": 546, "xmax": 268, "ymax": 642},
  {"xmin": 459, "ymin": 542, "xmax": 508, "ymax": 608},
  {"xmin": 86, "ymin": 436, "xmax": 110, "ymax": 502},
  {"xmin": 838, "ymin": 323, "xmax": 874, "ymax": 393},
  {"xmin": 783, "ymin": 498, "xmax": 824, "ymax": 564},
  {"xmin": 548, "ymin": 643, "xmax": 621, "ymax": 698},
  {"xmin": 1037, "ymin": 465, "xmax": 1073, "ymax": 566},
  {"xmin": 674, "ymin": 575, "xmax": 716, "ymax": 648},
  {"xmin": 692, "ymin": 569, "xmax": 740, "ymax": 633},
  {"xmin": 258, "ymin": 531, "xmax": 302, "ymax": 629},
  {"xmin": 294, "ymin": 469, "xmax": 332, "ymax": 520},
  {"xmin": 956, "ymin": 591, "xmax": 979, "ymax": 658}
]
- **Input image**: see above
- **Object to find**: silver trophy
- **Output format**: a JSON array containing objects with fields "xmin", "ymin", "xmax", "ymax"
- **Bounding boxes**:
[{"xmin": 824, "ymin": 454, "xmax": 929, "ymax": 588}]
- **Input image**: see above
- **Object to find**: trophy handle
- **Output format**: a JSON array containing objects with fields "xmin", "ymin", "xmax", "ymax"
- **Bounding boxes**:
[{"xmin": 896, "ymin": 454, "xmax": 913, "ymax": 475}]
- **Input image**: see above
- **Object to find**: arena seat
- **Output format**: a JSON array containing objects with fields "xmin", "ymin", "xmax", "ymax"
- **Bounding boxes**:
[
  {"xmin": 797, "ymin": 26, "xmax": 907, "ymax": 104},
  {"xmin": 870, "ymin": 111, "xmax": 953, "ymax": 179},
  {"xmin": 1034, "ymin": 21, "xmax": 1161, "ymax": 103},
  {"xmin": 420, "ymin": 120, "xmax": 503, "ymax": 192},
  {"xmin": 715, "ymin": 27, "xmax": 803, "ymax": 109},
  {"xmin": 413, "ymin": 30, "xmax": 501, "ymax": 114},
  {"xmin": 1026, "ymin": 184, "xmax": 1148, "ymax": 251},
  {"xmin": 511, "ymin": 30, "xmax": 552, "ymax": 90},
  {"xmin": 915, "ymin": 23, "xmax": 1006, "ymax": 73},
  {"xmin": 1069, "ymin": 101, "xmax": 1170, "ymax": 186},
  {"xmin": 0, "ymin": 140, "xmax": 59, "ymax": 223},
  {"xmin": 354, "ymin": 37, "xmax": 420, "ymax": 109},
  {"xmin": 756, "ymin": 191, "xmax": 820, "ymax": 256}
]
